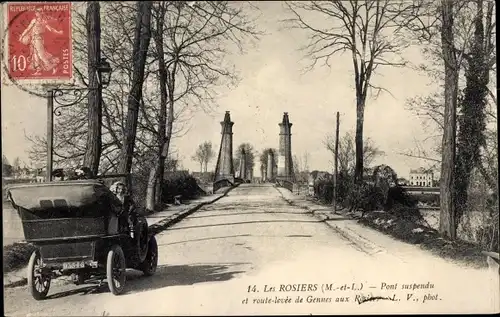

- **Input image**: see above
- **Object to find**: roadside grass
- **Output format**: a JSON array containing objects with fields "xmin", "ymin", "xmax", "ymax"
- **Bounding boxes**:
[
  {"xmin": 358, "ymin": 211, "xmax": 487, "ymax": 269},
  {"xmin": 3, "ymin": 242, "xmax": 36, "ymax": 273},
  {"xmin": 307, "ymin": 195, "xmax": 488, "ymax": 269}
]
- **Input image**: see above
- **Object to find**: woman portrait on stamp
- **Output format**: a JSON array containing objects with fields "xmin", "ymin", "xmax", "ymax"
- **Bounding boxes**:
[{"xmin": 18, "ymin": 8, "xmax": 63, "ymax": 75}]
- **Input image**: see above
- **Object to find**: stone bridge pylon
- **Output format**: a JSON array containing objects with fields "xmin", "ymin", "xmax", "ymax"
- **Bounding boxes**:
[
  {"xmin": 276, "ymin": 112, "xmax": 294, "ymax": 183},
  {"xmin": 213, "ymin": 111, "xmax": 296, "ymax": 192},
  {"xmin": 213, "ymin": 111, "xmax": 235, "ymax": 192},
  {"xmin": 236, "ymin": 147, "xmax": 248, "ymax": 183}
]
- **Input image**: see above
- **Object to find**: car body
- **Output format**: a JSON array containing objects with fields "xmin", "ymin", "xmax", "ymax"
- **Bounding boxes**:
[{"xmin": 7, "ymin": 179, "xmax": 158, "ymax": 300}]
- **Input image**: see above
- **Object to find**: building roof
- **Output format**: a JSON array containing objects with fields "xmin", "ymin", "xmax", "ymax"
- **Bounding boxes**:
[{"xmin": 410, "ymin": 167, "xmax": 434, "ymax": 174}]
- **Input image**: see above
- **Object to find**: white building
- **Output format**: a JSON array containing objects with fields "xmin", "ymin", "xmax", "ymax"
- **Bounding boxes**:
[{"xmin": 409, "ymin": 168, "xmax": 435, "ymax": 187}]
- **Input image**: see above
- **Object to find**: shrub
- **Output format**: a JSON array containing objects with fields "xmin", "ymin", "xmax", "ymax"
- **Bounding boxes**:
[
  {"xmin": 129, "ymin": 170, "xmax": 204, "ymax": 208},
  {"xmin": 412, "ymin": 193, "xmax": 440, "ymax": 206},
  {"xmin": 385, "ymin": 185, "xmax": 423, "ymax": 223},
  {"xmin": 161, "ymin": 172, "xmax": 204, "ymax": 203},
  {"xmin": 386, "ymin": 186, "xmax": 419, "ymax": 209},
  {"xmin": 347, "ymin": 182, "xmax": 385, "ymax": 213},
  {"xmin": 4, "ymin": 242, "xmax": 36, "ymax": 273}
]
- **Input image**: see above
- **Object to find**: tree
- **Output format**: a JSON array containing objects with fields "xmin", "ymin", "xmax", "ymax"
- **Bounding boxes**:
[
  {"xmin": 192, "ymin": 141, "xmax": 215, "ymax": 172},
  {"xmin": 401, "ymin": 1, "xmax": 496, "ymax": 172},
  {"xmin": 26, "ymin": 1, "xmax": 261, "ymax": 211},
  {"xmin": 12, "ymin": 157, "xmax": 21, "ymax": 174},
  {"xmin": 2, "ymin": 155, "xmax": 10, "ymax": 166},
  {"xmin": 259, "ymin": 148, "xmax": 276, "ymax": 181},
  {"xmin": 293, "ymin": 154, "xmax": 309, "ymax": 184},
  {"xmin": 400, "ymin": 0, "xmax": 496, "ymax": 240},
  {"xmin": 438, "ymin": 0, "xmax": 460, "ymax": 240},
  {"xmin": 144, "ymin": 1, "xmax": 260, "ymax": 211},
  {"xmin": 283, "ymin": 1, "xmax": 413, "ymax": 184},
  {"xmin": 325, "ymin": 131, "xmax": 384, "ymax": 176},
  {"xmin": 235, "ymin": 143, "xmax": 255, "ymax": 180},
  {"xmin": 455, "ymin": 0, "xmax": 494, "ymax": 226},
  {"xmin": 82, "ymin": 1, "xmax": 103, "ymax": 175},
  {"xmin": 293, "ymin": 154, "xmax": 301, "ymax": 178},
  {"xmin": 302, "ymin": 151, "xmax": 310, "ymax": 172},
  {"xmin": 2, "ymin": 155, "xmax": 13, "ymax": 177},
  {"xmin": 118, "ymin": 1, "xmax": 153, "ymax": 181}
]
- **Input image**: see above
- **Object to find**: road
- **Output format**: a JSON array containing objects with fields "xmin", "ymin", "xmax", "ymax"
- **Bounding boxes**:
[{"xmin": 4, "ymin": 184, "xmax": 498, "ymax": 316}]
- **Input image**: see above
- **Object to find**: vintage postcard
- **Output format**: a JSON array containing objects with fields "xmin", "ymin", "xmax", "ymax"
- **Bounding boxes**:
[{"xmin": 2, "ymin": 1, "xmax": 498, "ymax": 316}]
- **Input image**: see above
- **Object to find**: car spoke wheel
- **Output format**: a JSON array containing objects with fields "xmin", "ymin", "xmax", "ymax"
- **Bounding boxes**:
[
  {"xmin": 27, "ymin": 250, "xmax": 51, "ymax": 300},
  {"xmin": 136, "ymin": 221, "xmax": 149, "ymax": 263},
  {"xmin": 106, "ymin": 245, "xmax": 126, "ymax": 295},
  {"xmin": 140, "ymin": 235, "xmax": 158, "ymax": 276}
]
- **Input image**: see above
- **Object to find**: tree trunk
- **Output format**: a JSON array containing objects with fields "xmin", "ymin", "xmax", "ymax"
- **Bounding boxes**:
[
  {"xmin": 439, "ymin": 0, "xmax": 458, "ymax": 240},
  {"xmin": 145, "ymin": 162, "xmax": 158, "ymax": 212},
  {"xmin": 354, "ymin": 98, "xmax": 365, "ymax": 184},
  {"xmin": 118, "ymin": 1, "xmax": 153, "ymax": 185},
  {"xmin": 161, "ymin": 66, "xmax": 177, "ymax": 197},
  {"xmin": 155, "ymin": 154, "xmax": 165, "ymax": 208},
  {"xmin": 83, "ymin": 2, "xmax": 102, "ymax": 175},
  {"xmin": 153, "ymin": 3, "xmax": 168, "ymax": 210},
  {"xmin": 455, "ymin": 0, "xmax": 487, "ymax": 227}
]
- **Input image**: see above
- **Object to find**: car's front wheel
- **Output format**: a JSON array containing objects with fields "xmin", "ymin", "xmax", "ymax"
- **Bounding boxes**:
[{"xmin": 140, "ymin": 235, "xmax": 158, "ymax": 276}]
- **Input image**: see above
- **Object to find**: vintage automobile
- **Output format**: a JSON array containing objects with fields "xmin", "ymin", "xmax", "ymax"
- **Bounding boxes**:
[{"xmin": 7, "ymin": 178, "xmax": 158, "ymax": 300}]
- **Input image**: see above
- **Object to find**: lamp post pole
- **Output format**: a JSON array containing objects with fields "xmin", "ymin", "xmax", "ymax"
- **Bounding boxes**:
[
  {"xmin": 333, "ymin": 111, "xmax": 340, "ymax": 211},
  {"xmin": 44, "ymin": 58, "xmax": 112, "ymax": 182},
  {"xmin": 46, "ymin": 90, "xmax": 54, "ymax": 182}
]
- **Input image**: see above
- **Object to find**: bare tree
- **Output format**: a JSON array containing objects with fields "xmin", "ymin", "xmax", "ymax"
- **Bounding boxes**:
[
  {"xmin": 26, "ymin": 3, "xmax": 138, "ymax": 173},
  {"xmin": 302, "ymin": 151, "xmax": 310, "ymax": 172},
  {"xmin": 202, "ymin": 142, "xmax": 215, "ymax": 172},
  {"xmin": 283, "ymin": 1, "xmax": 413, "ymax": 183},
  {"xmin": 191, "ymin": 141, "xmax": 215, "ymax": 173},
  {"xmin": 144, "ymin": 1, "xmax": 261, "ymax": 211},
  {"xmin": 12, "ymin": 157, "xmax": 21, "ymax": 174},
  {"xmin": 325, "ymin": 131, "xmax": 384, "ymax": 176},
  {"xmin": 118, "ymin": 1, "xmax": 153, "ymax": 180},
  {"xmin": 82, "ymin": 1, "xmax": 103, "ymax": 175},
  {"xmin": 400, "ymin": 0, "xmax": 496, "ymax": 239},
  {"xmin": 438, "ymin": 0, "xmax": 459, "ymax": 240}
]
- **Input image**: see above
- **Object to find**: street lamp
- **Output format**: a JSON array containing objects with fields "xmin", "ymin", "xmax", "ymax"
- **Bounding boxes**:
[
  {"xmin": 46, "ymin": 57, "xmax": 113, "ymax": 181},
  {"xmin": 97, "ymin": 58, "xmax": 112, "ymax": 88}
]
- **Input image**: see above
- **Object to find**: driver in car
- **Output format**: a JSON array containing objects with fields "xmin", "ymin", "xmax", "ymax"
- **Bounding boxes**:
[{"xmin": 110, "ymin": 181, "xmax": 138, "ymax": 238}]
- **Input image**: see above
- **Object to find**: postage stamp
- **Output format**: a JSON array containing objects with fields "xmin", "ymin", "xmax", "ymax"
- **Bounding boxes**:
[{"xmin": 6, "ymin": 2, "xmax": 72, "ymax": 82}]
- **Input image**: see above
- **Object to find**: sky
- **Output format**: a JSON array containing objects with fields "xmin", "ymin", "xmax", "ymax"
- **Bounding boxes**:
[{"xmin": 1, "ymin": 1, "xmax": 442, "ymax": 179}]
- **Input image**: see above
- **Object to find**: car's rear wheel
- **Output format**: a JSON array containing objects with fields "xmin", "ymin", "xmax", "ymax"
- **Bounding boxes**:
[
  {"xmin": 140, "ymin": 235, "xmax": 158, "ymax": 276},
  {"xmin": 27, "ymin": 250, "xmax": 51, "ymax": 300},
  {"xmin": 106, "ymin": 245, "xmax": 126, "ymax": 295}
]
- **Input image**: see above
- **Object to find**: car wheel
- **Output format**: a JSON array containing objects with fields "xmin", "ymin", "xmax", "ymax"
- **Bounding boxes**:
[
  {"xmin": 106, "ymin": 245, "xmax": 126, "ymax": 295},
  {"xmin": 27, "ymin": 250, "xmax": 51, "ymax": 300},
  {"xmin": 140, "ymin": 235, "xmax": 158, "ymax": 276}
]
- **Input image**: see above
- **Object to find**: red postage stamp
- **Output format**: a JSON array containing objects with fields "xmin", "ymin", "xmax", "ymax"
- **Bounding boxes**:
[{"xmin": 7, "ymin": 2, "xmax": 72, "ymax": 81}]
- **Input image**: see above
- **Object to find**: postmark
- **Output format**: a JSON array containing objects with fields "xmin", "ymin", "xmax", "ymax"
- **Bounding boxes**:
[{"xmin": 2, "ymin": 2, "xmax": 73, "ymax": 95}]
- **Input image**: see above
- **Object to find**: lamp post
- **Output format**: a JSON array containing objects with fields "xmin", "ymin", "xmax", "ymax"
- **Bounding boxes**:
[{"xmin": 46, "ymin": 57, "xmax": 112, "ymax": 181}]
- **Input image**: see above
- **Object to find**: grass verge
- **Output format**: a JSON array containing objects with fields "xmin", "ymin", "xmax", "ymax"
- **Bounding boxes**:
[
  {"xmin": 358, "ymin": 211, "xmax": 488, "ymax": 269},
  {"xmin": 4, "ymin": 242, "xmax": 36, "ymax": 273},
  {"xmin": 305, "ymin": 195, "xmax": 488, "ymax": 269}
]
